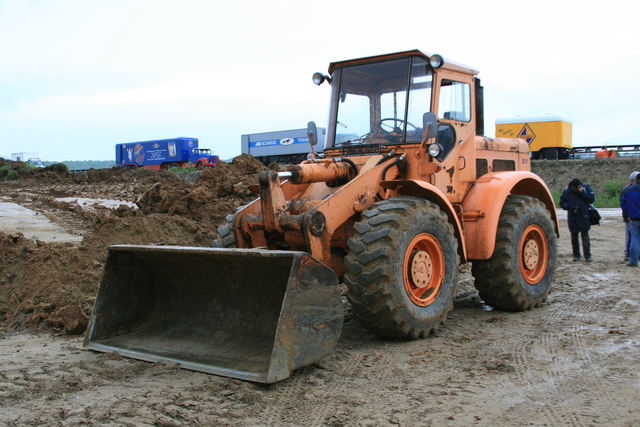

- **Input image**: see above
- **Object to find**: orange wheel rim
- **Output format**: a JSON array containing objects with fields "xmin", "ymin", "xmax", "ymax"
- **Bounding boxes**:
[
  {"xmin": 519, "ymin": 224, "xmax": 548, "ymax": 284},
  {"xmin": 403, "ymin": 233, "xmax": 444, "ymax": 306}
]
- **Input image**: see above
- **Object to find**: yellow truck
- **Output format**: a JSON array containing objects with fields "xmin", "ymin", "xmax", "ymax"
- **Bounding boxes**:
[{"xmin": 495, "ymin": 114, "xmax": 572, "ymax": 160}]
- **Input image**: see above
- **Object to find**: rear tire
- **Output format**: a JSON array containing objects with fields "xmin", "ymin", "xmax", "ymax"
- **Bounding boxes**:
[
  {"xmin": 213, "ymin": 208, "xmax": 244, "ymax": 248},
  {"xmin": 472, "ymin": 195, "xmax": 557, "ymax": 311},
  {"xmin": 344, "ymin": 197, "xmax": 459, "ymax": 340},
  {"xmin": 542, "ymin": 148, "xmax": 559, "ymax": 160}
]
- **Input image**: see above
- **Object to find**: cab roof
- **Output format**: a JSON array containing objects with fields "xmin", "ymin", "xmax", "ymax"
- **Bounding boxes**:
[{"xmin": 327, "ymin": 49, "xmax": 479, "ymax": 76}]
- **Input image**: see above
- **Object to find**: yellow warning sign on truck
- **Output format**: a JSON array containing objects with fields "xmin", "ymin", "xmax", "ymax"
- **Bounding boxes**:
[{"xmin": 495, "ymin": 114, "xmax": 572, "ymax": 160}]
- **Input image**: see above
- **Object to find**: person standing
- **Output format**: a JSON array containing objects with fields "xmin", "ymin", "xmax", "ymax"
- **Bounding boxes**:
[
  {"xmin": 621, "ymin": 173, "xmax": 640, "ymax": 267},
  {"xmin": 621, "ymin": 171, "xmax": 640, "ymax": 260},
  {"xmin": 560, "ymin": 178, "xmax": 596, "ymax": 261}
]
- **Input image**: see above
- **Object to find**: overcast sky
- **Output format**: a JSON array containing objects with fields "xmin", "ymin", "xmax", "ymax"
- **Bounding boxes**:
[{"xmin": 1, "ymin": 0, "xmax": 638, "ymax": 161}]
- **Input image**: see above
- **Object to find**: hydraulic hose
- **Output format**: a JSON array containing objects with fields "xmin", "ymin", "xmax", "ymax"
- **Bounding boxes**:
[
  {"xmin": 375, "ymin": 149, "xmax": 396, "ymax": 166},
  {"xmin": 337, "ymin": 157, "xmax": 359, "ymax": 178},
  {"xmin": 382, "ymin": 154, "xmax": 406, "ymax": 181}
]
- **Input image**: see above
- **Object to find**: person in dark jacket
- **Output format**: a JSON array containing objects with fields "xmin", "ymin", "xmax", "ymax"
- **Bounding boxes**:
[
  {"xmin": 621, "ymin": 173, "xmax": 640, "ymax": 267},
  {"xmin": 621, "ymin": 171, "xmax": 639, "ymax": 260},
  {"xmin": 560, "ymin": 178, "xmax": 595, "ymax": 261}
]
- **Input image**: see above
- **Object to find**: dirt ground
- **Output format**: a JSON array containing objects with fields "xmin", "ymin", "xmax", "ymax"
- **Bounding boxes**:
[{"xmin": 1, "ymin": 156, "xmax": 639, "ymax": 426}]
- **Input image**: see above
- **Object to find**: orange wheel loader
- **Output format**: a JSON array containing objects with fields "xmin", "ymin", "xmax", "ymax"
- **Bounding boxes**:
[{"xmin": 85, "ymin": 50, "xmax": 559, "ymax": 383}]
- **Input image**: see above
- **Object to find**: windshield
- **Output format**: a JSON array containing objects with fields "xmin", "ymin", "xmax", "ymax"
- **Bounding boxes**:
[{"xmin": 329, "ymin": 56, "xmax": 433, "ymax": 146}]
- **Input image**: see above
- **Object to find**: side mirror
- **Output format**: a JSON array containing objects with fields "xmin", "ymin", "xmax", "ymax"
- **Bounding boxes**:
[
  {"xmin": 422, "ymin": 112, "xmax": 438, "ymax": 139},
  {"xmin": 307, "ymin": 121, "xmax": 318, "ymax": 146}
]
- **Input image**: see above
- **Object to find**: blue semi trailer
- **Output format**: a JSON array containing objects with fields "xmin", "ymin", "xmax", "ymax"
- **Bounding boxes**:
[
  {"xmin": 241, "ymin": 127, "xmax": 326, "ymax": 165},
  {"xmin": 116, "ymin": 137, "xmax": 219, "ymax": 170}
]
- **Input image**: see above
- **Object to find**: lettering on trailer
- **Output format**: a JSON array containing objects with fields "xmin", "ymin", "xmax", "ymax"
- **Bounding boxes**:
[
  {"xmin": 125, "ymin": 142, "xmax": 176, "ymax": 164},
  {"xmin": 250, "ymin": 136, "xmax": 310, "ymax": 148},
  {"xmin": 518, "ymin": 124, "xmax": 536, "ymax": 145}
]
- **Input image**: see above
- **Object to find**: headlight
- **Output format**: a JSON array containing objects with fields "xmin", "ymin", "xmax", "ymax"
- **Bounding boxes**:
[
  {"xmin": 428, "ymin": 144, "xmax": 442, "ymax": 157},
  {"xmin": 312, "ymin": 72, "xmax": 331, "ymax": 85},
  {"xmin": 429, "ymin": 54, "xmax": 444, "ymax": 69}
]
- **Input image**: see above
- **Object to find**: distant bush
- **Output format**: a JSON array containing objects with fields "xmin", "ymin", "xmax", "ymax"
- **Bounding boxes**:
[
  {"xmin": 603, "ymin": 179, "xmax": 625, "ymax": 199},
  {"xmin": 598, "ymin": 179, "xmax": 626, "ymax": 208},
  {"xmin": 0, "ymin": 165, "xmax": 18, "ymax": 181},
  {"xmin": 47, "ymin": 160, "xmax": 116, "ymax": 170},
  {"xmin": 43, "ymin": 163, "xmax": 71, "ymax": 176},
  {"xmin": 168, "ymin": 164, "xmax": 198, "ymax": 172}
]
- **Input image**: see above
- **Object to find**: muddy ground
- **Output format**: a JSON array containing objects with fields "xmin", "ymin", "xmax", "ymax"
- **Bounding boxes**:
[{"xmin": 1, "ymin": 156, "xmax": 639, "ymax": 426}]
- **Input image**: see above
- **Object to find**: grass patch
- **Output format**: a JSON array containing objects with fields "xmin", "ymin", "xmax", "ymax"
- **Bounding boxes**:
[{"xmin": 167, "ymin": 164, "xmax": 199, "ymax": 172}]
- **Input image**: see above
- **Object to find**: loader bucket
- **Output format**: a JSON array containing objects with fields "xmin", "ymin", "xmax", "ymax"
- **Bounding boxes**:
[{"xmin": 84, "ymin": 245, "xmax": 343, "ymax": 383}]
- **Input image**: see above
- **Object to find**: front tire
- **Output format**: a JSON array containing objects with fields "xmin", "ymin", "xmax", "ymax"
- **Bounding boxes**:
[
  {"xmin": 344, "ymin": 197, "xmax": 459, "ymax": 340},
  {"xmin": 472, "ymin": 195, "xmax": 557, "ymax": 311},
  {"xmin": 213, "ymin": 207, "xmax": 246, "ymax": 248}
]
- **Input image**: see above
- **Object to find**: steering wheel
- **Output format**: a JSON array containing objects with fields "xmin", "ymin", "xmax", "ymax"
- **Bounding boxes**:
[
  {"xmin": 379, "ymin": 118, "xmax": 417, "ymax": 134},
  {"xmin": 358, "ymin": 118, "xmax": 419, "ymax": 141}
]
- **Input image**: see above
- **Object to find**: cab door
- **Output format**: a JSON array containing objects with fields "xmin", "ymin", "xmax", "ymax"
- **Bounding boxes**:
[{"xmin": 432, "ymin": 72, "xmax": 477, "ymax": 202}]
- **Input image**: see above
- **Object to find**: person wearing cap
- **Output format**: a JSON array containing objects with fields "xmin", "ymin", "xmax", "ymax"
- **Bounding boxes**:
[
  {"xmin": 560, "ymin": 178, "xmax": 596, "ymax": 261},
  {"xmin": 621, "ymin": 172, "xmax": 640, "ymax": 267},
  {"xmin": 621, "ymin": 171, "xmax": 640, "ymax": 260}
]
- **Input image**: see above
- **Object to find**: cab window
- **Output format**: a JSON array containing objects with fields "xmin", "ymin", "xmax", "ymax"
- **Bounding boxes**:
[{"xmin": 438, "ymin": 80, "xmax": 471, "ymax": 122}]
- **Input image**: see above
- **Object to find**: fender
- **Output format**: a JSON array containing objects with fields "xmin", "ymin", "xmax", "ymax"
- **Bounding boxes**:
[
  {"xmin": 381, "ymin": 179, "xmax": 467, "ymax": 262},
  {"xmin": 462, "ymin": 171, "xmax": 559, "ymax": 260},
  {"xmin": 197, "ymin": 157, "xmax": 215, "ymax": 166}
]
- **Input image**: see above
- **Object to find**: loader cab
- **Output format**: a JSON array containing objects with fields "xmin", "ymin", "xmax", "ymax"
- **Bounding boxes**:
[
  {"xmin": 321, "ymin": 50, "xmax": 481, "ymax": 201},
  {"xmin": 325, "ymin": 55, "xmax": 433, "ymax": 147},
  {"xmin": 323, "ymin": 51, "xmax": 479, "ymax": 165}
]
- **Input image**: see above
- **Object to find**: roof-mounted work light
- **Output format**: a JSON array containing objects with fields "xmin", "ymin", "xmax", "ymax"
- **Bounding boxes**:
[
  {"xmin": 312, "ymin": 72, "xmax": 331, "ymax": 85},
  {"xmin": 429, "ymin": 54, "xmax": 444, "ymax": 69}
]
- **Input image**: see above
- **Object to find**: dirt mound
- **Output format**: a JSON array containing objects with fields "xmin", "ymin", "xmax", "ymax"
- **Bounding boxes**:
[
  {"xmin": 137, "ymin": 154, "xmax": 267, "ymax": 230},
  {"xmin": 0, "ymin": 210, "xmax": 216, "ymax": 334},
  {"xmin": 0, "ymin": 155, "xmax": 266, "ymax": 334},
  {"xmin": 532, "ymin": 157, "xmax": 640, "ymax": 196},
  {"xmin": 0, "ymin": 233, "xmax": 98, "ymax": 334},
  {"xmin": 2, "ymin": 155, "xmax": 639, "ymax": 335}
]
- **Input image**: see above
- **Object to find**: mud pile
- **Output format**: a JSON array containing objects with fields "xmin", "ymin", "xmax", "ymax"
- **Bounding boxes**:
[
  {"xmin": 136, "ymin": 154, "xmax": 268, "ymax": 230},
  {"xmin": 0, "ymin": 154, "xmax": 268, "ymax": 334},
  {"xmin": 532, "ymin": 157, "xmax": 640, "ymax": 196},
  {"xmin": 2, "ymin": 154, "xmax": 638, "ymax": 334}
]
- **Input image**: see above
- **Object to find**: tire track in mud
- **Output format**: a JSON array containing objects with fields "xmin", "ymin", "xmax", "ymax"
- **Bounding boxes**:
[
  {"xmin": 255, "ymin": 320, "xmax": 409, "ymax": 426},
  {"xmin": 489, "ymin": 256, "xmax": 638, "ymax": 426},
  {"xmin": 488, "ymin": 328, "xmax": 593, "ymax": 426}
]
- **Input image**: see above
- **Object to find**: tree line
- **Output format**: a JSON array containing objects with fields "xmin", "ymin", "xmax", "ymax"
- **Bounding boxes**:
[{"xmin": 43, "ymin": 160, "xmax": 116, "ymax": 170}]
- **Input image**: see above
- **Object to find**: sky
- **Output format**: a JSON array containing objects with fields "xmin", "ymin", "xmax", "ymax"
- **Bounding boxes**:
[{"xmin": 1, "ymin": 0, "xmax": 638, "ymax": 162}]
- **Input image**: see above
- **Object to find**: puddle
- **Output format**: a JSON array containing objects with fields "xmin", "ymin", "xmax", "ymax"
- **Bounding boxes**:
[
  {"xmin": 556, "ymin": 208, "xmax": 620, "ymax": 221},
  {"xmin": 0, "ymin": 201, "xmax": 84, "ymax": 244},
  {"xmin": 55, "ymin": 197, "xmax": 137, "ymax": 210}
]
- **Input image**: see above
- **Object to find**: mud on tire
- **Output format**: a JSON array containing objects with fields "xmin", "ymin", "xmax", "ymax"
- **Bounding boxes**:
[
  {"xmin": 344, "ymin": 196, "xmax": 459, "ymax": 340},
  {"xmin": 472, "ymin": 195, "xmax": 557, "ymax": 311}
]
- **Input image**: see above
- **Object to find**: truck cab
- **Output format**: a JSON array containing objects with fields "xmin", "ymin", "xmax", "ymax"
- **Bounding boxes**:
[
  {"xmin": 190, "ymin": 148, "xmax": 219, "ymax": 170},
  {"xmin": 27, "ymin": 158, "xmax": 44, "ymax": 168}
]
